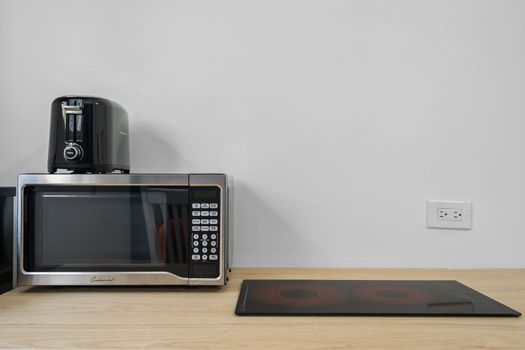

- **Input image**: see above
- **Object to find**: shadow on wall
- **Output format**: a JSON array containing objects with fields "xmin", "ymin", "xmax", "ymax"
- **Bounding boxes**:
[
  {"xmin": 130, "ymin": 120, "xmax": 193, "ymax": 173},
  {"xmin": 0, "ymin": 144, "xmax": 47, "ymax": 185},
  {"xmin": 232, "ymin": 180, "xmax": 316, "ymax": 267}
]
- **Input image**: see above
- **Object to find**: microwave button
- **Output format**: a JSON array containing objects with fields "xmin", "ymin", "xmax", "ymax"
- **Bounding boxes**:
[
  {"xmin": 211, "ymin": 247, "xmax": 217, "ymax": 253},
  {"xmin": 193, "ymin": 247, "xmax": 199, "ymax": 253},
  {"xmin": 210, "ymin": 219, "xmax": 218, "ymax": 225},
  {"xmin": 192, "ymin": 203, "xmax": 201, "ymax": 209},
  {"xmin": 200, "ymin": 211, "xmax": 209, "ymax": 216},
  {"xmin": 211, "ymin": 241, "xmax": 217, "ymax": 247},
  {"xmin": 201, "ymin": 226, "xmax": 209, "ymax": 231},
  {"xmin": 193, "ymin": 241, "xmax": 199, "ymax": 246},
  {"xmin": 193, "ymin": 234, "xmax": 199, "ymax": 240},
  {"xmin": 192, "ymin": 254, "xmax": 200, "ymax": 261},
  {"xmin": 202, "ymin": 234, "xmax": 208, "ymax": 240},
  {"xmin": 201, "ymin": 203, "xmax": 210, "ymax": 209},
  {"xmin": 202, "ymin": 241, "xmax": 208, "ymax": 247},
  {"xmin": 200, "ymin": 219, "xmax": 209, "ymax": 224},
  {"xmin": 210, "ymin": 226, "xmax": 218, "ymax": 231},
  {"xmin": 192, "ymin": 226, "xmax": 201, "ymax": 231},
  {"xmin": 209, "ymin": 254, "xmax": 218, "ymax": 261},
  {"xmin": 211, "ymin": 234, "xmax": 217, "ymax": 240},
  {"xmin": 192, "ymin": 211, "xmax": 200, "ymax": 216},
  {"xmin": 210, "ymin": 203, "xmax": 218, "ymax": 209},
  {"xmin": 210, "ymin": 211, "xmax": 218, "ymax": 217},
  {"xmin": 192, "ymin": 219, "xmax": 201, "ymax": 224},
  {"xmin": 202, "ymin": 255, "xmax": 208, "ymax": 261},
  {"xmin": 202, "ymin": 247, "xmax": 208, "ymax": 253}
]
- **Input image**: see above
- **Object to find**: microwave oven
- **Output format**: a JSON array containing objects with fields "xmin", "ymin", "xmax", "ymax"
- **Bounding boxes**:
[{"xmin": 17, "ymin": 173, "xmax": 231, "ymax": 286}]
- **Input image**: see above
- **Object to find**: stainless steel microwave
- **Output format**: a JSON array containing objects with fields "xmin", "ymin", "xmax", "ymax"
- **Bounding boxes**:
[{"xmin": 17, "ymin": 174, "xmax": 232, "ymax": 286}]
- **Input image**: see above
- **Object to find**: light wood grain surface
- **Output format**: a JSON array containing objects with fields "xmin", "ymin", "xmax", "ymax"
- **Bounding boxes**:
[{"xmin": 0, "ymin": 269, "xmax": 523, "ymax": 350}]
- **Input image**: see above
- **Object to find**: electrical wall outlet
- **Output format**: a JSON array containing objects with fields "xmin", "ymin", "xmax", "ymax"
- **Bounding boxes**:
[
  {"xmin": 426, "ymin": 200, "xmax": 472, "ymax": 230},
  {"xmin": 438, "ymin": 208, "xmax": 463, "ymax": 221}
]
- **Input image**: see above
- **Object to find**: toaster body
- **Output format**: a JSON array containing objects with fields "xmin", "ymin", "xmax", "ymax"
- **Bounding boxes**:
[{"xmin": 48, "ymin": 96, "xmax": 130, "ymax": 174}]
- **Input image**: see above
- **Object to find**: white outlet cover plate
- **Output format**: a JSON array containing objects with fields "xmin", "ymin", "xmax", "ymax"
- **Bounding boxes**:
[{"xmin": 426, "ymin": 200, "xmax": 472, "ymax": 230}]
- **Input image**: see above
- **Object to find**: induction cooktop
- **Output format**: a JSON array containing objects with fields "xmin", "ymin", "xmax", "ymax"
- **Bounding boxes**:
[{"xmin": 235, "ymin": 280, "xmax": 521, "ymax": 317}]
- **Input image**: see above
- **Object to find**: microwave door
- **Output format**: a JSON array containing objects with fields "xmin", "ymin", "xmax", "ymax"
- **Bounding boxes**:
[{"xmin": 22, "ymin": 185, "xmax": 191, "ymax": 281}]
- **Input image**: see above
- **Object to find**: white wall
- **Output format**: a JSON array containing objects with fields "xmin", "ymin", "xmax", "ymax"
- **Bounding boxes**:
[{"xmin": 1, "ymin": 0, "xmax": 524, "ymax": 268}]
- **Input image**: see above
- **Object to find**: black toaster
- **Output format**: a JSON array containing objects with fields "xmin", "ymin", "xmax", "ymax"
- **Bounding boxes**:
[{"xmin": 48, "ymin": 96, "xmax": 130, "ymax": 174}]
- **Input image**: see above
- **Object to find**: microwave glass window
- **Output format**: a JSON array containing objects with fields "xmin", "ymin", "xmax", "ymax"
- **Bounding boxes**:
[{"xmin": 24, "ymin": 186, "xmax": 190, "ymax": 276}]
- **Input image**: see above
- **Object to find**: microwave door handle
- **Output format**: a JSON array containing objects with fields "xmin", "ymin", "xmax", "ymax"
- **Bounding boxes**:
[
  {"xmin": 180, "ymin": 204, "xmax": 190, "ymax": 263},
  {"xmin": 171, "ymin": 205, "xmax": 184, "ymax": 264},
  {"xmin": 160, "ymin": 205, "xmax": 176, "ymax": 263}
]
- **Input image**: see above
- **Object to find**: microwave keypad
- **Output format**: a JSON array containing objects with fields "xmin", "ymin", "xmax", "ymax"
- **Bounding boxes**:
[{"xmin": 191, "ymin": 202, "xmax": 219, "ymax": 262}]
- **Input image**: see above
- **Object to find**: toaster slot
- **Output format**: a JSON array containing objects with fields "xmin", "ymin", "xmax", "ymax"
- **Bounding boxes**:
[
  {"xmin": 66, "ymin": 115, "xmax": 75, "ymax": 142},
  {"xmin": 75, "ymin": 114, "xmax": 83, "ymax": 142},
  {"xmin": 61, "ymin": 102, "xmax": 83, "ymax": 143}
]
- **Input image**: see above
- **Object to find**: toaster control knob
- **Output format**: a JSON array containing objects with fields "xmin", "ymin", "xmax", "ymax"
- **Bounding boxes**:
[{"xmin": 64, "ymin": 144, "xmax": 83, "ymax": 161}]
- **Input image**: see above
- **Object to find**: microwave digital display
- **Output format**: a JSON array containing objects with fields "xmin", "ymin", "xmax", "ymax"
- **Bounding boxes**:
[{"xmin": 192, "ymin": 189, "xmax": 218, "ymax": 201}]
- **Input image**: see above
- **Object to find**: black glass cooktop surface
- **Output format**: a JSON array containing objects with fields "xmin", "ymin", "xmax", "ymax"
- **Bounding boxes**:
[{"xmin": 235, "ymin": 280, "xmax": 521, "ymax": 317}]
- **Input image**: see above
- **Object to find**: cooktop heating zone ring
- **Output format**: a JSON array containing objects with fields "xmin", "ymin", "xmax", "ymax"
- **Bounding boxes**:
[{"xmin": 251, "ymin": 283, "xmax": 347, "ymax": 307}]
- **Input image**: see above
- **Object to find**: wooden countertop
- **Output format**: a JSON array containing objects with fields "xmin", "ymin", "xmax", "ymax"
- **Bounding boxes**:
[{"xmin": 0, "ymin": 268, "xmax": 523, "ymax": 349}]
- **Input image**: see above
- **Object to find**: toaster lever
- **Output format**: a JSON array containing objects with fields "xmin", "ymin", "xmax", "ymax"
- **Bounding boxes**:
[{"xmin": 61, "ymin": 104, "xmax": 82, "ymax": 115}]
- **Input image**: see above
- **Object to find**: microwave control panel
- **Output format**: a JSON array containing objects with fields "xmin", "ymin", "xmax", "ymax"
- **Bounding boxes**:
[{"xmin": 189, "ymin": 186, "xmax": 221, "ymax": 278}]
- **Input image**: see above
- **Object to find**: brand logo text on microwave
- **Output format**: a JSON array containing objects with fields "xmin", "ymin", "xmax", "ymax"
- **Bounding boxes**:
[{"xmin": 90, "ymin": 276, "xmax": 115, "ymax": 283}]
